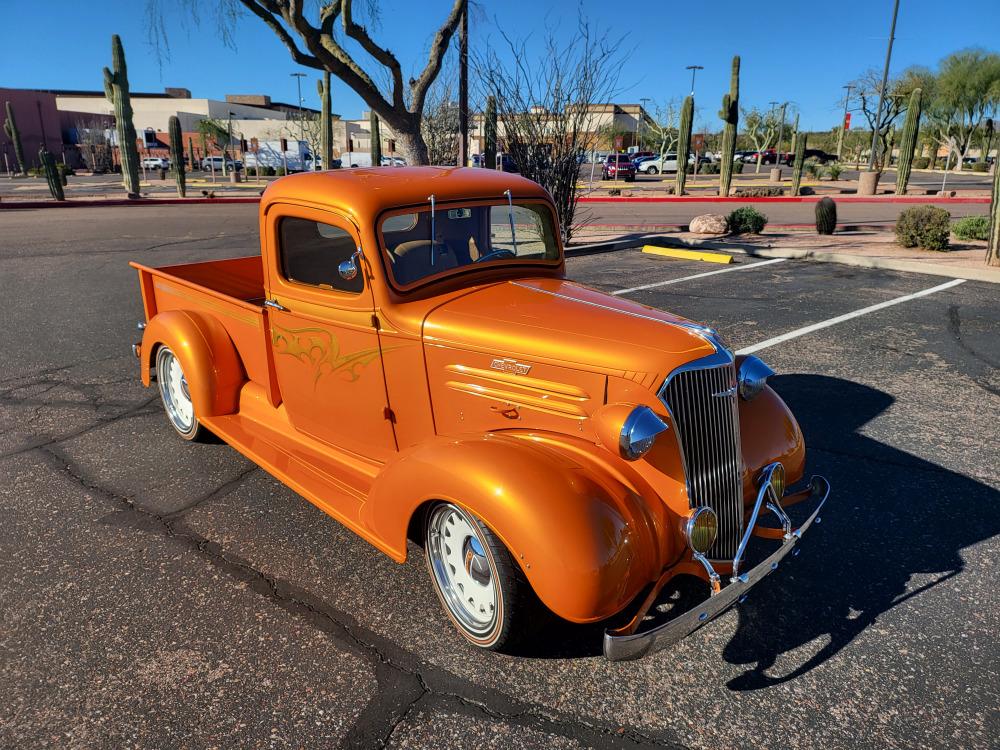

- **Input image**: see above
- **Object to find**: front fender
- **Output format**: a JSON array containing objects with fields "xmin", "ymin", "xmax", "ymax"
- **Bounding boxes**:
[
  {"xmin": 364, "ymin": 433, "xmax": 671, "ymax": 623},
  {"xmin": 738, "ymin": 380, "xmax": 806, "ymax": 490},
  {"xmin": 140, "ymin": 309, "xmax": 244, "ymax": 419}
]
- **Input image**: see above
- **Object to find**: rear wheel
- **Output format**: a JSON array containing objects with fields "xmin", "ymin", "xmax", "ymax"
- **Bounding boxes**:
[
  {"xmin": 155, "ymin": 346, "xmax": 209, "ymax": 442},
  {"xmin": 425, "ymin": 502, "xmax": 533, "ymax": 650}
]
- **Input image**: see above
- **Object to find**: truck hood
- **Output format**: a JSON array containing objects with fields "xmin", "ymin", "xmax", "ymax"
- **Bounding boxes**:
[{"xmin": 422, "ymin": 278, "xmax": 719, "ymax": 386}]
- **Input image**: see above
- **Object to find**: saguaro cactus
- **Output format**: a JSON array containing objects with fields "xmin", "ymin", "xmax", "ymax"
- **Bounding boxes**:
[
  {"xmin": 895, "ymin": 88, "xmax": 923, "ymax": 196},
  {"xmin": 484, "ymin": 95, "xmax": 497, "ymax": 170},
  {"xmin": 988, "ymin": 156, "xmax": 1000, "ymax": 267},
  {"xmin": 676, "ymin": 95, "xmax": 694, "ymax": 196},
  {"xmin": 168, "ymin": 116, "xmax": 186, "ymax": 197},
  {"xmin": 718, "ymin": 56, "xmax": 740, "ymax": 197},
  {"xmin": 369, "ymin": 111, "xmax": 382, "ymax": 166},
  {"xmin": 3, "ymin": 101, "xmax": 26, "ymax": 174},
  {"xmin": 188, "ymin": 137, "xmax": 196, "ymax": 172},
  {"xmin": 39, "ymin": 148, "xmax": 65, "ymax": 201},
  {"xmin": 791, "ymin": 133, "xmax": 807, "ymax": 196},
  {"xmin": 317, "ymin": 72, "xmax": 332, "ymax": 170},
  {"xmin": 103, "ymin": 34, "xmax": 141, "ymax": 198},
  {"xmin": 815, "ymin": 197, "xmax": 837, "ymax": 235}
]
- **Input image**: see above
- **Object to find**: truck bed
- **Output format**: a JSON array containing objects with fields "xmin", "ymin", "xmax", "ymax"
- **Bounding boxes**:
[{"xmin": 130, "ymin": 255, "xmax": 276, "ymax": 405}]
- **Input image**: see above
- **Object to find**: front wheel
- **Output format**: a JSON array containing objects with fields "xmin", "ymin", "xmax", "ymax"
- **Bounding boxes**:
[
  {"xmin": 647, "ymin": 166, "xmax": 658, "ymax": 175},
  {"xmin": 155, "ymin": 346, "xmax": 210, "ymax": 442},
  {"xmin": 424, "ymin": 502, "xmax": 534, "ymax": 650}
]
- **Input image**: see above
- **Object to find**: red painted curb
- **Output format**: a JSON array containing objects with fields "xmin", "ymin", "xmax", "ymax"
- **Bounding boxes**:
[
  {"xmin": 577, "ymin": 195, "xmax": 990, "ymax": 204},
  {"xmin": 0, "ymin": 196, "xmax": 262, "ymax": 209}
]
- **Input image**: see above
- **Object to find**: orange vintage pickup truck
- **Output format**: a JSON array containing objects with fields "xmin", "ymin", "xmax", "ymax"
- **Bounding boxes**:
[{"xmin": 130, "ymin": 167, "xmax": 828, "ymax": 660}]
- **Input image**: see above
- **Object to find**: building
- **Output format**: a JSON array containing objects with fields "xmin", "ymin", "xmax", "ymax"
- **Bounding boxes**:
[{"xmin": 0, "ymin": 88, "xmax": 112, "ymax": 170}]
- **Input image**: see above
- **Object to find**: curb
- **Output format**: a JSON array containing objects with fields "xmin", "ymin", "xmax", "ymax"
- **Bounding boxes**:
[
  {"xmin": 0, "ymin": 196, "xmax": 262, "ymax": 209},
  {"xmin": 577, "ymin": 195, "xmax": 991, "ymax": 204}
]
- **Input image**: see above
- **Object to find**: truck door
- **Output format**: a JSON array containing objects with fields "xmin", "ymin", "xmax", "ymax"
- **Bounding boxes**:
[{"xmin": 263, "ymin": 203, "xmax": 397, "ymax": 460}]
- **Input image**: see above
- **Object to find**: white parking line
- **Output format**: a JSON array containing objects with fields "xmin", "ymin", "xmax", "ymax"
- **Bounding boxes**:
[
  {"xmin": 612, "ymin": 258, "xmax": 787, "ymax": 295},
  {"xmin": 737, "ymin": 278, "xmax": 967, "ymax": 355}
]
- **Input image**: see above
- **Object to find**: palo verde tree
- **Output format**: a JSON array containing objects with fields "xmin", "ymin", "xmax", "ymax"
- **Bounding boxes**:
[
  {"xmin": 927, "ymin": 49, "xmax": 1000, "ymax": 171},
  {"xmin": 742, "ymin": 105, "xmax": 780, "ymax": 173},
  {"xmin": 149, "ymin": 0, "xmax": 466, "ymax": 165}
]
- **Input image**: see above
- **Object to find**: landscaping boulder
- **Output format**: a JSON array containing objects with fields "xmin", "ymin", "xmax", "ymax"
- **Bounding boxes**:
[{"xmin": 689, "ymin": 213, "xmax": 729, "ymax": 235}]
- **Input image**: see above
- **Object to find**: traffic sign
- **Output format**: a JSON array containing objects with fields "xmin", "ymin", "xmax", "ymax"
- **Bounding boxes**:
[{"xmin": 614, "ymin": 135, "xmax": 623, "ymax": 150}]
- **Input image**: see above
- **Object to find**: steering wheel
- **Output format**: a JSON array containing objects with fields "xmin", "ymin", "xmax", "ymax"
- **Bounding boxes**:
[{"xmin": 474, "ymin": 248, "xmax": 516, "ymax": 263}]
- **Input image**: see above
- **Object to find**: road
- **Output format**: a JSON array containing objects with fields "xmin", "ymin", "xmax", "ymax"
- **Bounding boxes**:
[{"xmin": 1, "ymin": 203, "xmax": 997, "ymax": 749}]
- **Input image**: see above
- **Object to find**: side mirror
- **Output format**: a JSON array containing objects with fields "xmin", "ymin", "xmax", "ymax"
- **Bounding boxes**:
[{"xmin": 338, "ymin": 248, "xmax": 362, "ymax": 281}]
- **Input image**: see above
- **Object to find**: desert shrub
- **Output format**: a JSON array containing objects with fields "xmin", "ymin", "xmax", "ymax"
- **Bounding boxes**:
[
  {"xmin": 727, "ymin": 206, "xmax": 768, "ymax": 234},
  {"xmin": 804, "ymin": 161, "xmax": 821, "ymax": 178},
  {"xmin": 245, "ymin": 167, "xmax": 257, "ymax": 176},
  {"xmin": 971, "ymin": 161, "xmax": 990, "ymax": 173},
  {"xmin": 912, "ymin": 157, "xmax": 930, "ymax": 169},
  {"xmin": 827, "ymin": 162, "xmax": 843, "ymax": 180},
  {"xmin": 952, "ymin": 215, "xmax": 990, "ymax": 241},
  {"xmin": 733, "ymin": 186, "xmax": 783, "ymax": 197},
  {"xmin": 895, "ymin": 205, "xmax": 951, "ymax": 251},
  {"xmin": 699, "ymin": 161, "xmax": 720, "ymax": 174},
  {"xmin": 731, "ymin": 160, "xmax": 744, "ymax": 174},
  {"xmin": 274, "ymin": 167, "xmax": 287, "ymax": 176}
]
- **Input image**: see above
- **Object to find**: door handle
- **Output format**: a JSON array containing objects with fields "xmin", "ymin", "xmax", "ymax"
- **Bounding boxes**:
[{"xmin": 264, "ymin": 299, "xmax": 288, "ymax": 312}]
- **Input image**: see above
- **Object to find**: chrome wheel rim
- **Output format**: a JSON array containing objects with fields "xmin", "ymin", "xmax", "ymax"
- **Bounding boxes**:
[
  {"xmin": 157, "ymin": 348, "xmax": 195, "ymax": 434},
  {"xmin": 426, "ymin": 504, "xmax": 497, "ymax": 637}
]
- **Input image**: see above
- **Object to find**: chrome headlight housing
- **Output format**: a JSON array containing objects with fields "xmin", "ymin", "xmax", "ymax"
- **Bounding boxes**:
[
  {"xmin": 619, "ymin": 405, "xmax": 669, "ymax": 461},
  {"xmin": 737, "ymin": 356, "xmax": 775, "ymax": 401},
  {"xmin": 682, "ymin": 506, "xmax": 718, "ymax": 555}
]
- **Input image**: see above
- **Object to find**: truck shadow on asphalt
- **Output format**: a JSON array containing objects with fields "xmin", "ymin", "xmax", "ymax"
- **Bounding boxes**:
[{"xmin": 721, "ymin": 373, "xmax": 1000, "ymax": 691}]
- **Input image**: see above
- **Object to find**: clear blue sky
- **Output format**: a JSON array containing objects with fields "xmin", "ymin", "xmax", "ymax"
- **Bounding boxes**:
[{"xmin": 2, "ymin": 0, "xmax": 997, "ymax": 130}]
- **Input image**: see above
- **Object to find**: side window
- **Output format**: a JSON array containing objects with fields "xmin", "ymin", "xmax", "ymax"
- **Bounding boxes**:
[{"xmin": 278, "ymin": 217, "xmax": 363, "ymax": 294}]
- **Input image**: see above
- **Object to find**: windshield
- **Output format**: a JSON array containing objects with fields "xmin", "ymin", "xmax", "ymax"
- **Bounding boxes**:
[{"xmin": 379, "ymin": 200, "xmax": 560, "ymax": 287}]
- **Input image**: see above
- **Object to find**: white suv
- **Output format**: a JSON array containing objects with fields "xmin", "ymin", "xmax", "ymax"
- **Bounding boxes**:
[{"xmin": 142, "ymin": 157, "xmax": 170, "ymax": 169}]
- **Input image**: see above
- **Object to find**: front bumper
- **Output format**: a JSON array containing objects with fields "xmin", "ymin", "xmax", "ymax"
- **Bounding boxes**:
[{"xmin": 603, "ymin": 473, "xmax": 830, "ymax": 661}]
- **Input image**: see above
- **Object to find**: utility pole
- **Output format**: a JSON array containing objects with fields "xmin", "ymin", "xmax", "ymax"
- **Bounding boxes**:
[
  {"xmin": 639, "ymin": 97, "xmax": 651, "ymax": 150},
  {"xmin": 685, "ymin": 65, "xmax": 704, "ymax": 97},
  {"xmin": 837, "ymin": 84, "xmax": 853, "ymax": 161},
  {"xmin": 868, "ymin": 0, "xmax": 901, "ymax": 170},
  {"xmin": 291, "ymin": 72, "xmax": 307, "ymax": 146},
  {"xmin": 457, "ymin": 0, "xmax": 468, "ymax": 167}
]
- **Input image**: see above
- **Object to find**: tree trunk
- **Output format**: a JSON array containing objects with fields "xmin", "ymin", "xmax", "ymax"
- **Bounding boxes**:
[{"xmin": 394, "ymin": 129, "xmax": 429, "ymax": 166}]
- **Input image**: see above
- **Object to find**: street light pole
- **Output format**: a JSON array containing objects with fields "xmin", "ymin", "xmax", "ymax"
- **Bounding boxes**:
[
  {"xmin": 291, "ymin": 72, "xmax": 307, "ymax": 146},
  {"xmin": 837, "ymin": 84, "xmax": 853, "ymax": 161},
  {"xmin": 685, "ymin": 65, "xmax": 704, "ymax": 97},
  {"xmin": 868, "ymin": 0, "xmax": 901, "ymax": 170},
  {"xmin": 223, "ymin": 110, "xmax": 233, "ymax": 177},
  {"xmin": 639, "ymin": 97, "xmax": 651, "ymax": 150}
]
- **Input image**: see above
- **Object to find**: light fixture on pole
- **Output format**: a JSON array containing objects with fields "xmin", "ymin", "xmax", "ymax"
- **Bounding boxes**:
[
  {"xmin": 290, "ymin": 72, "xmax": 307, "ymax": 145},
  {"xmin": 224, "ymin": 110, "xmax": 234, "ymax": 177},
  {"xmin": 685, "ymin": 65, "xmax": 704, "ymax": 97}
]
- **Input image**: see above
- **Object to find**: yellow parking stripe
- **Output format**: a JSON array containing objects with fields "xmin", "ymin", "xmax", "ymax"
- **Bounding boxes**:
[{"xmin": 642, "ymin": 246, "xmax": 734, "ymax": 264}]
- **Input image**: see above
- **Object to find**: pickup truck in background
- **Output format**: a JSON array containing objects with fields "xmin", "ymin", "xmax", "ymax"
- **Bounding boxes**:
[{"xmin": 130, "ymin": 167, "xmax": 828, "ymax": 660}]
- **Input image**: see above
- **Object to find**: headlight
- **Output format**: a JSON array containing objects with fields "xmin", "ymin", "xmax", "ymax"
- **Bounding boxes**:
[
  {"xmin": 764, "ymin": 461, "xmax": 785, "ymax": 499},
  {"xmin": 737, "ymin": 356, "xmax": 775, "ymax": 400},
  {"xmin": 618, "ymin": 405, "xmax": 669, "ymax": 461},
  {"xmin": 682, "ymin": 507, "xmax": 718, "ymax": 555}
]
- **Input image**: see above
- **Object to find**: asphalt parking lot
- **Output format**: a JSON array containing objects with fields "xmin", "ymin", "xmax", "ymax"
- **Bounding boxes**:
[{"xmin": 1, "ymin": 204, "xmax": 997, "ymax": 749}]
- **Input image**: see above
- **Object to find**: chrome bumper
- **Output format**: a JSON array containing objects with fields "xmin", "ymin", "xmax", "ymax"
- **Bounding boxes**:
[{"xmin": 603, "ymin": 473, "xmax": 830, "ymax": 661}]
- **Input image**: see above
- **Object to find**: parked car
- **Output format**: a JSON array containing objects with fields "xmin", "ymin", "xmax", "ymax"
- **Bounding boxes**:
[
  {"xmin": 628, "ymin": 151, "xmax": 655, "ymax": 164},
  {"xmin": 602, "ymin": 153, "xmax": 636, "ymax": 181},
  {"xmin": 380, "ymin": 156, "xmax": 407, "ymax": 167},
  {"xmin": 129, "ymin": 167, "xmax": 829, "ymax": 660},
  {"xmin": 785, "ymin": 149, "xmax": 837, "ymax": 165},
  {"xmin": 201, "ymin": 155, "xmax": 242, "ymax": 172},
  {"xmin": 637, "ymin": 153, "xmax": 695, "ymax": 174},
  {"xmin": 142, "ymin": 157, "xmax": 170, "ymax": 170},
  {"xmin": 632, "ymin": 155, "xmax": 657, "ymax": 168}
]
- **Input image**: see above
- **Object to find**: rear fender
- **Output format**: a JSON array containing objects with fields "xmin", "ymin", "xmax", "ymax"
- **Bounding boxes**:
[
  {"xmin": 364, "ymin": 433, "xmax": 673, "ymax": 623},
  {"xmin": 140, "ymin": 310, "xmax": 244, "ymax": 419}
]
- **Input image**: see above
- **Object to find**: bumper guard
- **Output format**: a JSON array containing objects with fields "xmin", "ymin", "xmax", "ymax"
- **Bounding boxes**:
[{"xmin": 603, "ymin": 471, "xmax": 830, "ymax": 661}]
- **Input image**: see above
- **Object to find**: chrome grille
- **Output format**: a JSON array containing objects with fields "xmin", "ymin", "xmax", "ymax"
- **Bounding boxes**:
[{"xmin": 659, "ymin": 362, "xmax": 743, "ymax": 559}]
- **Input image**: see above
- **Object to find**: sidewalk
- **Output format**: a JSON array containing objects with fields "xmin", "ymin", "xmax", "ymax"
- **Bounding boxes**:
[{"xmin": 568, "ymin": 227, "xmax": 1000, "ymax": 284}]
